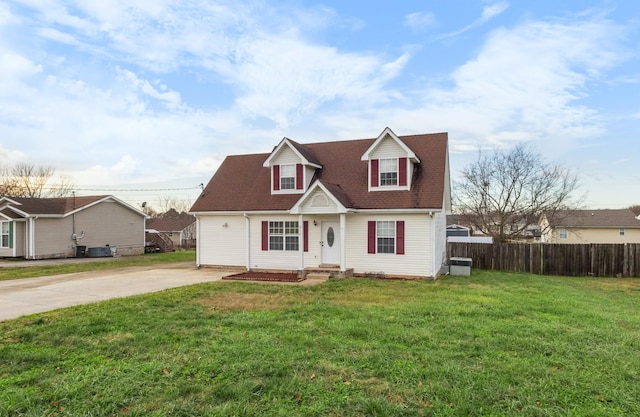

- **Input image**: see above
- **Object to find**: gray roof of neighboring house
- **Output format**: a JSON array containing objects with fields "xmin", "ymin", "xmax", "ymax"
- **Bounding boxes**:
[
  {"xmin": 1, "ymin": 196, "xmax": 108, "ymax": 216},
  {"xmin": 548, "ymin": 209, "xmax": 640, "ymax": 228},
  {"xmin": 0, "ymin": 195, "xmax": 146, "ymax": 218},
  {"xmin": 146, "ymin": 213, "xmax": 196, "ymax": 232}
]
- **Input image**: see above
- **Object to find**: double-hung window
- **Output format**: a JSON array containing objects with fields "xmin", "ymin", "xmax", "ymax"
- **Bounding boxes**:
[
  {"xmin": 280, "ymin": 164, "xmax": 296, "ymax": 190},
  {"xmin": 559, "ymin": 228, "xmax": 567, "ymax": 239},
  {"xmin": 368, "ymin": 220, "xmax": 404, "ymax": 255},
  {"xmin": 269, "ymin": 221, "xmax": 299, "ymax": 251},
  {"xmin": 376, "ymin": 221, "xmax": 396, "ymax": 253},
  {"xmin": 1, "ymin": 221, "xmax": 9, "ymax": 248},
  {"xmin": 379, "ymin": 158, "xmax": 398, "ymax": 186},
  {"xmin": 620, "ymin": 228, "xmax": 625, "ymax": 236}
]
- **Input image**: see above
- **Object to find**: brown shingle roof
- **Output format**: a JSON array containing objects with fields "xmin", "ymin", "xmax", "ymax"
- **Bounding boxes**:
[
  {"xmin": 5, "ymin": 196, "xmax": 109, "ymax": 215},
  {"xmin": 146, "ymin": 214, "xmax": 196, "ymax": 232},
  {"xmin": 191, "ymin": 132, "xmax": 448, "ymax": 212},
  {"xmin": 550, "ymin": 209, "xmax": 640, "ymax": 228},
  {"xmin": 286, "ymin": 138, "xmax": 322, "ymax": 166}
]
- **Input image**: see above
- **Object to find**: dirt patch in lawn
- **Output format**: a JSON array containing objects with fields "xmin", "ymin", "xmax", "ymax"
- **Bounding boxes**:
[{"xmin": 196, "ymin": 292, "xmax": 294, "ymax": 312}]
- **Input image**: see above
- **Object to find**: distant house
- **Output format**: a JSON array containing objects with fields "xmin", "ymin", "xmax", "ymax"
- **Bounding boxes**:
[
  {"xmin": 446, "ymin": 224, "xmax": 470, "ymax": 237},
  {"xmin": 146, "ymin": 210, "xmax": 196, "ymax": 249},
  {"xmin": 0, "ymin": 195, "xmax": 147, "ymax": 259},
  {"xmin": 540, "ymin": 209, "xmax": 640, "ymax": 244},
  {"xmin": 191, "ymin": 127, "xmax": 451, "ymax": 278}
]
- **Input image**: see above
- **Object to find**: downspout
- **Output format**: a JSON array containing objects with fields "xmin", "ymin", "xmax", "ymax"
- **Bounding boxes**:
[
  {"xmin": 244, "ymin": 213, "xmax": 250, "ymax": 271},
  {"xmin": 195, "ymin": 216, "xmax": 201, "ymax": 267},
  {"xmin": 430, "ymin": 211, "xmax": 436, "ymax": 277},
  {"xmin": 340, "ymin": 213, "xmax": 346, "ymax": 272},
  {"xmin": 29, "ymin": 216, "xmax": 37, "ymax": 260},
  {"xmin": 298, "ymin": 213, "xmax": 304, "ymax": 271}
]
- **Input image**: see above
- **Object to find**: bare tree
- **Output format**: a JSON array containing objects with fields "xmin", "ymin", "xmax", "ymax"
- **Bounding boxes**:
[
  {"xmin": 155, "ymin": 195, "xmax": 193, "ymax": 216},
  {"xmin": 0, "ymin": 162, "xmax": 75, "ymax": 198},
  {"xmin": 630, "ymin": 205, "xmax": 640, "ymax": 216},
  {"xmin": 454, "ymin": 145, "xmax": 582, "ymax": 242}
]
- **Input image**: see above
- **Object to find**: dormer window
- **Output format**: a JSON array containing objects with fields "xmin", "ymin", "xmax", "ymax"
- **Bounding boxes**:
[
  {"xmin": 280, "ymin": 164, "xmax": 296, "ymax": 190},
  {"xmin": 264, "ymin": 138, "xmax": 322, "ymax": 195},
  {"xmin": 379, "ymin": 158, "xmax": 398, "ymax": 186},
  {"xmin": 369, "ymin": 157, "xmax": 408, "ymax": 190},
  {"xmin": 360, "ymin": 127, "xmax": 419, "ymax": 192}
]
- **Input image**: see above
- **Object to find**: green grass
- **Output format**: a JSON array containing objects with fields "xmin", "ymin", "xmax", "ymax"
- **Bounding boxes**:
[
  {"xmin": 0, "ymin": 250, "xmax": 195, "ymax": 281},
  {"xmin": 1, "ymin": 270, "xmax": 639, "ymax": 416}
]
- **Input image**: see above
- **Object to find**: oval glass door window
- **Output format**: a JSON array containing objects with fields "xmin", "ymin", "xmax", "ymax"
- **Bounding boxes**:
[{"xmin": 327, "ymin": 227, "xmax": 335, "ymax": 247}]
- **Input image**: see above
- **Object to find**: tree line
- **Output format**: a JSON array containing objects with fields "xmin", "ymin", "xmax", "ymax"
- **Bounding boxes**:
[
  {"xmin": 454, "ymin": 145, "xmax": 638, "ymax": 243},
  {"xmin": 1, "ymin": 162, "xmax": 74, "ymax": 198}
]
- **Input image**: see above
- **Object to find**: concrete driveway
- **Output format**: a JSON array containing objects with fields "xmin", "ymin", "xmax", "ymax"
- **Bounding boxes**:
[{"xmin": 0, "ymin": 263, "xmax": 233, "ymax": 321}]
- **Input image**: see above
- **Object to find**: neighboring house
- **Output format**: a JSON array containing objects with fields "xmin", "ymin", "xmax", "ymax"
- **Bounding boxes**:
[
  {"xmin": 448, "ymin": 213, "xmax": 540, "ymax": 241},
  {"xmin": 190, "ymin": 127, "xmax": 451, "ymax": 278},
  {"xmin": 446, "ymin": 223, "xmax": 494, "ymax": 243},
  {"xmin": 540, "ymin": 209, "xmax": 640, "ymax": 244},
  {"xmin": 146, "ymin": 210, "xmax": 197, "ymax": 249},
  {"xmin": 446, "ymin": 224, "xmax": 470, "ymax": 237},
  {"xmin": 0, "ymin": 195, "xmax": 147, "ymax": 259}
]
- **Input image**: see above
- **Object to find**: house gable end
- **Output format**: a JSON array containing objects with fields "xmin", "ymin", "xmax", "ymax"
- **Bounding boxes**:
[
  {"xmin": 361, "ymin": 128, "xmax": 419, "ymax": 192},
  {"xmin": 290, "ymin": 181, "xmax": 350, "ymax": 215},
  {"xmin": 263, "ymin": 137, "xmax": 321, "ymax": 195}
]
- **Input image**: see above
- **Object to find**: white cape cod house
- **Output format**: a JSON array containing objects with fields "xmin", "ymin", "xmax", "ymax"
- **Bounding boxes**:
[{"xmin": 190, "ymin": 127, "xmax": 451, "ymax": 279}]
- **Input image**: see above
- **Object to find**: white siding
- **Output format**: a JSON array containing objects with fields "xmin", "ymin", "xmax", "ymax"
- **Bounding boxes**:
[
  {"xmin": 249, "ymin": 214, "xmax": 303, "ymax": 270},
  {"xmin": 305, "ymin": 166, "xmax": 316, "ymax": 189},
  {"xmin": 432, "ymin": 210, "xmax": 447, "ymax": 275},
  {"xmin": 198, "ymin": 212, "xmax": 441, "ymax": 277},
  {"xmin": 299, "ymin": 189, "xmax": 339, "ymax": 214},
  {"xmin": 273, "ymin": 146, "xmax": 300, "ymax": 165},
  {"xmin": 346, "ymin": 213, "xmax": 434, "ymax": 277},
  {"xmin": 198, "ymin": 215, "xmax": 246, "ymax": 267},
  {"xmin": 370, "ymin": 136, "xmax": 405, "ymax": 159}
]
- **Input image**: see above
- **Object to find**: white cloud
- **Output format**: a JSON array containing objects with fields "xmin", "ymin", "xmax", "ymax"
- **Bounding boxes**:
[
  {"xmin": 214, "ymin": 34, "xmax": 407, "ymax": 128},
  {"xmin": 441, "ymin": 1, "xmax": 509, "ymax": 38},
  {"xmin": 320, "ymin": 16, "xmax": 627, "ymax": 156},
  {"xmin": 480, "ymin": 1, "xmax": 510, "ymax": 22},
  {"xmin": 404, "ymin": 11, "xmax": 436, "ymax": 33}
]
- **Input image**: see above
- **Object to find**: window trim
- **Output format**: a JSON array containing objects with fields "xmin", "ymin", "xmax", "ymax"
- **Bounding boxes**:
[
  {"xmin": 369, "ymin": 157, "xmax": 409, "ymax": 191},
  {"xmin": 368, "ymin": 220, "xmax": 404, "ymax": 255},
  {"xmin": 376, "ymin": 220, "xmax": 396, "ymax": 253},
  {"xmin": 619, "ymin": 228, "xmax": 625, "ymax": 236},
  {"xmin": 559, "ymin": 228, "xmax": 567, "ymax": 239},
  {"xmin": 378, "ymin": 158, "xmax": 398, "ymax": 187},
  {"xmin": 268, "ymin": 220, "xmax": 299, "ymax": 251},
  {"xmin": 279, "ymin": 164, "xmax": 296, "ymax": 190},
  {"xmin": 0, "ymin": 221, "xmax": 10, "ymax": 248}
]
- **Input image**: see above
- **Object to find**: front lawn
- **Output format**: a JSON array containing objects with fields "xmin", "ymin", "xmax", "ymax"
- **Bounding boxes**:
[
  {"xmin": 0, "ymin": 250, "xmax": 196, "ymax": 281},
  {"xmin": 1, "ymin": 271, "xmax": 639, "ymax": 416}
]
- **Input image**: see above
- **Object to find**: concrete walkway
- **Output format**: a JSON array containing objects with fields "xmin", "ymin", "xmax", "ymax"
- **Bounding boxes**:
[{"xmin": 0, "ymin": 263, "xmax": 233, "ymax": 321}]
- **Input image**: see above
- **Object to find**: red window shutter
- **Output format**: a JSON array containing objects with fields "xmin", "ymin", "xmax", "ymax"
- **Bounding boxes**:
[
  {"xmin": 273, "ymin": 165, "xmax": 280, "ymax": 191},
  {"xmin": 296, "ymin": 163, "xmax": 303, "ymax": 190},
  {"xmin": 399, "ymin": 157, "xmax": 407, "ymax": 186},
  {"xmin": 368, "ymin": 221, "xmax": 376, "ymax": 254},
  {"xmin": 371, "ymin": 159, "xmax": 379, "ymax": 187},
  {"xmin": 262, "ymin": 221, "xmax": 269, "ymax": 251},
  {"xmin": 303, "ymin": 221, "xmax": 309, "ymax": 252},
  {"xmin": 396, "ymin": 221, "xmax": 405, "ymax": 255}
]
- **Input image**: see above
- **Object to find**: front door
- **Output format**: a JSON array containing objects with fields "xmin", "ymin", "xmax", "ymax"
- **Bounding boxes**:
[{"xmin": 321, "ymin": 221, "xmax": 340, "ymax": 265}]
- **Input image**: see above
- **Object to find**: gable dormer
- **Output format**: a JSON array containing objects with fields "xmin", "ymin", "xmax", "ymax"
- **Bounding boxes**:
[
  {"xmin": 361, "ymin": 127, "xmax": 420, "ymax": 191},
  {"xmin": 263, "ymin": 137, "xmax": 322, "ymax": 194}
]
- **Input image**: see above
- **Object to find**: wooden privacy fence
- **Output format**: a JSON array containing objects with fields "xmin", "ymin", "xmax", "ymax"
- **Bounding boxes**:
[{"xmin": 447, "ymin": 242, "xmax": 640, "ymax": 277}]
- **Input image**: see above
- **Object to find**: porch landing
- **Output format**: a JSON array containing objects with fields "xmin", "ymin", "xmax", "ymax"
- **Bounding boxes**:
[{"xmin": 304, "ymin": 265, "xmax": 353, "ymax": 278}]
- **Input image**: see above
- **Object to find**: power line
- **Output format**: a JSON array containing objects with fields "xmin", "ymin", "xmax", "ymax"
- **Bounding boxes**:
[
  {"xmin": 40, "ymin": 184, "xmax": 205, "ymax": 193},
  {"xmin": 71, "ymin": 186, "xmax": 202, "ymax": 192}
]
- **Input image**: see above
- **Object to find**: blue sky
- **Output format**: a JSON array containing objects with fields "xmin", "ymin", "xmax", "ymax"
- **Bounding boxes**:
[{"xmin": 1, "ymin": 0, "xmax": 638, "ymax": 210}]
